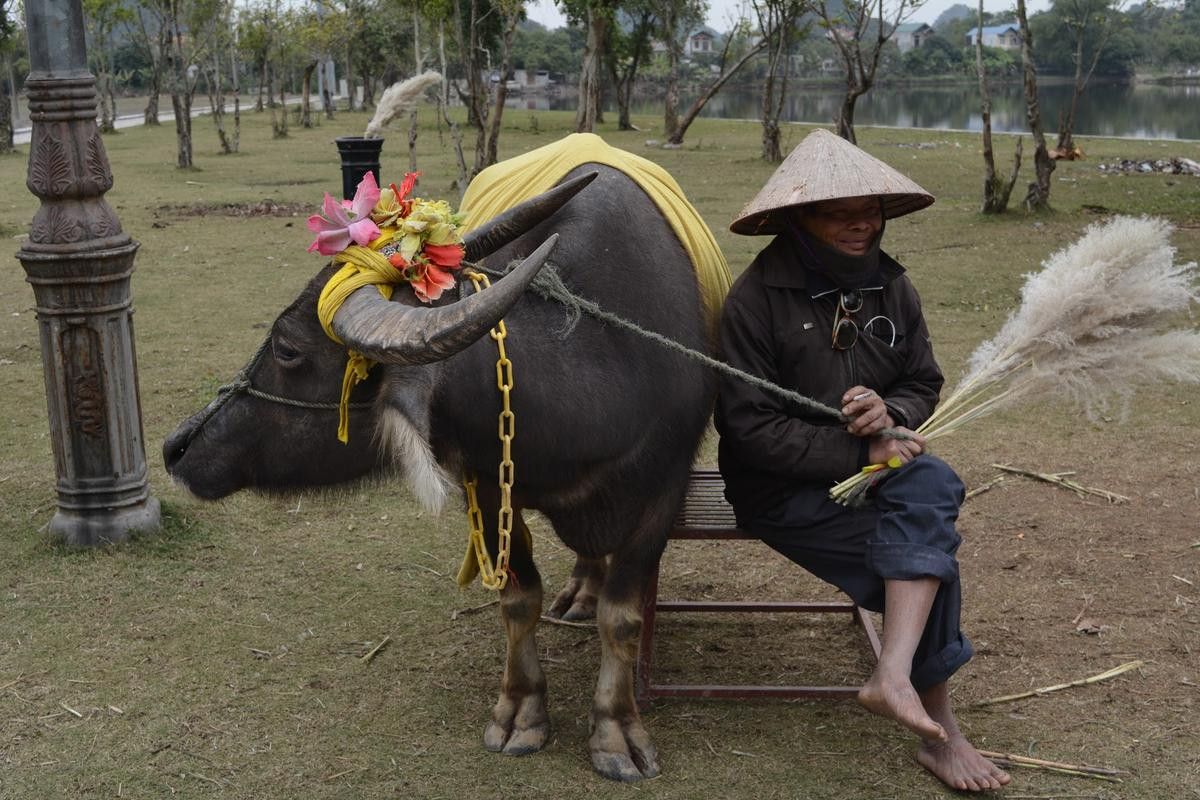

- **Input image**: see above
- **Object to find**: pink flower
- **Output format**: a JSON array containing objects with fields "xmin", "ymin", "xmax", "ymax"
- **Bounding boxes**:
[{"xmin": 306, "ymin": 172, "xmax": 383, "ymax": 255}]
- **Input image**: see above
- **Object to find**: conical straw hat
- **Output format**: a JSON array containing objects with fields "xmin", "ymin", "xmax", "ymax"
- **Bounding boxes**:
[{"xmin": 730, "ymin": 129, "xmax": 934, "ymax": 236}]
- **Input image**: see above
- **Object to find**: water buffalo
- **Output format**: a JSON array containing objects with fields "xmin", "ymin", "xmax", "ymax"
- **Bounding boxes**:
[{"xmin": 163, "ymin": 166, "xmax": 715, "ymax": 781}]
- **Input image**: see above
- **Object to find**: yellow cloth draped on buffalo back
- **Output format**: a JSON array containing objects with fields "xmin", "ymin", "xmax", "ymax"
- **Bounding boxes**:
[{"xmin": 460, "ymin": 132, "xmax": 732, "ymax": 327}]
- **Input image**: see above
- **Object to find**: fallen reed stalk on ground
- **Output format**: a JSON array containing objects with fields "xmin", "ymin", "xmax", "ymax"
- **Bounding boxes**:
[
  {"xmin": 991, "ymin": 464, "xmax": 1130, "ymax": 503},
  {"xmin": 976, "ymin": 659, "xmax": 1144, "ymax": 706},
  {"xmin": 832, "ymin": 216, "xmax": 1200, "ymax": 505}
]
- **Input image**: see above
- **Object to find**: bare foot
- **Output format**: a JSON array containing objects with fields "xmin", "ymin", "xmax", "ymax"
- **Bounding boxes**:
[
  {"xmin": 918, "ymin": 734, "xmax": 1012, "ymax": 792},
  {"xmin": 858, "ymin": 671, "xmax": 947, "ymax": 741}
]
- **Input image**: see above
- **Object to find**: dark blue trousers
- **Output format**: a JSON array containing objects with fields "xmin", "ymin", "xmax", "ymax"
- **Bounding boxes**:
[{"xmin": 743, "ymin": 455, "xmax": 973, "ymax": 691}]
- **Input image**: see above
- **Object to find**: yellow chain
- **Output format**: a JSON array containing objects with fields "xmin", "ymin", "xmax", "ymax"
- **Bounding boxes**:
[{"xmin": 462, "ymin": 270, "xmax": 515, "ymax": 591}]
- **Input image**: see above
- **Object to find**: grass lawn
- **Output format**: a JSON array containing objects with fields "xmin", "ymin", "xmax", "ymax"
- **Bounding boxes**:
[{"xmin": 1, "ymin": 107, "xmax": 1198, "ymax": 799}]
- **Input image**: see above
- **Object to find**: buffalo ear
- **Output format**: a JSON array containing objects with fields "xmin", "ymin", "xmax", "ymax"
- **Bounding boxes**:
[
  {"xmin": 331, "ymin": 234, "xmax": 559, "ymax": 366},
  {"xmin": 463, "ymin": 171, "xmax": 597, "ymax": 261}
]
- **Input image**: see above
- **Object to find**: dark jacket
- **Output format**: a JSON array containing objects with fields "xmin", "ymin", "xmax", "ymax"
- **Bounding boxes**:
[{"xmin": 715, "ymin": 233, "xmax": 944, "ymax": 520}]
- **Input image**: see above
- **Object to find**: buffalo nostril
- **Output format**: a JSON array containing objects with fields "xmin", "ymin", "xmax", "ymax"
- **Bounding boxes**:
[{"xmin": 163, "ymin": 426, "xmax": 192, "ymax": 473}]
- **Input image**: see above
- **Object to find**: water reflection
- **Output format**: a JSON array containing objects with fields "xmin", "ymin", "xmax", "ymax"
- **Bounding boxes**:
[{"xmin": 508, "ymin": 81, "xmax": 1199, "ymax": 140}]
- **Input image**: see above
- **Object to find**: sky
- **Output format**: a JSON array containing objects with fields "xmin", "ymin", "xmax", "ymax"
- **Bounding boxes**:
[{"xmin": 523, "ymin": 0, "xmax": 1053, "ymax": 32}]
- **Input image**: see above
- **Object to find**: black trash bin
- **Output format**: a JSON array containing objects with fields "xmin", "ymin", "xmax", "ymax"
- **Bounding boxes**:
[{"xmin": 335, "ymin": 136, "xmax": 384, "ymax": 200}]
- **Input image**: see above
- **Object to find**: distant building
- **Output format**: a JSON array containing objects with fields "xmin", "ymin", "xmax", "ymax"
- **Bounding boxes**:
[
  {"xmin": 686, "ymin": 26, "xmax": 719, "ymax": 56},
  {"xmin": 894, "ymin": 22, "xmax": 934, "ymax": 52},
  {"xmin": 651, "ymin": 26, "xmax": 724, "ymax": 58},
  {"xmin": 966, "ymin": 24, "xmax": 1022, "ymax": 50},
  {"xmin": 507, "ymin": 69, "xmax": 552, "ymax": 91}
]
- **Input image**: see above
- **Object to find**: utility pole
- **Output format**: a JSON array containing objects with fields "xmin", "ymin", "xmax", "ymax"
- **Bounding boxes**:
[{"xmin": 17, "ymin": 0, "xmax": 160, "ymax": 545}]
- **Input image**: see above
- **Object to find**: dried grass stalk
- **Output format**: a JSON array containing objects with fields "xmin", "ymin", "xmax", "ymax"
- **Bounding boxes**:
[
  {"xmin": 363, "ymin": 71, "xmax": 443, "ymax": 138},
  {"xmin": 991, "ymin": 463, "xmax": 1130, "ymax": 503},
  {"xmin": 832, "ymin": 217, "xmax": 1200, "ymax": 505},
  {"xmin": 977, "ymin": 750, "xmax": 1125, "ymax": 777},
  {"xmin": 360, "ymin": 635, "xmax": 391, "ymax": 663},
  {"xmin": 975, "ymin": 659, "xmax": 1144, "ymax": 706}
]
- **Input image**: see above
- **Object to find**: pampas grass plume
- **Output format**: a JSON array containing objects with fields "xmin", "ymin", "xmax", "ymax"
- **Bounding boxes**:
[
  {"xmin": 364, "ymin": 71, "xmax": 443, "ymax": 138},
  {"xmin": 831, "ymin": 215, "xmax": 1200, "ymax": 505}
]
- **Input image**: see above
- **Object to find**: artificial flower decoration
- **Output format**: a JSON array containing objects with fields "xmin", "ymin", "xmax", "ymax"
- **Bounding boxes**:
[
  {"xmin": 306, "ymin": 172, "xmax": 383, "ymax": 255},
  {"xmin": 308, "ymin": 171, "xmax": 467, "ymax": 304},
  {"xmin": 371, "ymin": 172, "xmax": 421, "ymax": 228}
]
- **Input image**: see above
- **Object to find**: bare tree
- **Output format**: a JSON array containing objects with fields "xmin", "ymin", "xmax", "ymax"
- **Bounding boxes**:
[
  {"xmin": 665, "ymin": 23, "xmax": 767, "ymax": 146},
  {"xmin": 1016, "ymin": 0, "xmax": 1054, "ymax": 210},
  {"xmin": 202, "ymin": 0, "xmax": 240, "ymax": 152},
  {"xmin": 652, "ymin": 0, "xmax": 706, "ymax": 142},
  {"xmin": 817, "ymin": 0, "xmax": 921, "ymax": 143},
  {"xmin": 84, "ymin": 0, "xmax": 132, "ymax": 133},
  {"xmin": 753, "ymin": 0, "xmax": 809, "ymax": 161},
  {"xmin": 574, "ymin": 2, "xmax": 611, "ymax": 132},
  {"xmin": 606, "ymin": 1, "xmax": 656, "ymax": 131},
  {"xmin": 1055, "ymin": 0, "xmax": 1124, "ymax": 154},
  {"xmin": 975, "ymin": 0, "xmax": 1020, "ymax": 212},
  {"xmin": 485, "ymin": 0, "xmax": 521, "ymax": 165},
  {"xmin": 0, "ymin": 0, "xmax": 16, "ymax": 153}
]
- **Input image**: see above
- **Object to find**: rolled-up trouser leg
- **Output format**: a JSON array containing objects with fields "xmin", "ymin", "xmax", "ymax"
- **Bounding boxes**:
[{"xmin": 744, "ymin": 454, "xmax": 972, "ymax": 692}]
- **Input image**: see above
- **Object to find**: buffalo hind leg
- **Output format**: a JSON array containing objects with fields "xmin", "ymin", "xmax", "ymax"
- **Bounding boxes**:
[
  {"xmin": 546, "ymin": 554, "xmax": 605, "ymax": 621},
  {"xmin": 589, "ymin": 532, "xmax": 665, "ymax": 780},
  {"xmin": 480, "ymin": 505, "xmax": 551, "ymax": 756}
]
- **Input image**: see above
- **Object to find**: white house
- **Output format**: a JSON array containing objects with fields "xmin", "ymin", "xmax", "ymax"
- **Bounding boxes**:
[
  {"xmin": 894, "ymin": 22, "xmax": 934, "ymax": 52},
  {"xmin": 966, "ymin": 24, "xmax": 1022, "ymax": 50}
]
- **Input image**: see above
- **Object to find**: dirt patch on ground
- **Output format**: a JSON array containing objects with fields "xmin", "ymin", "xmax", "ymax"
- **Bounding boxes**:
[{"xmin": 153, "ymin": 200, "xmax": 310, "ymax": 220}]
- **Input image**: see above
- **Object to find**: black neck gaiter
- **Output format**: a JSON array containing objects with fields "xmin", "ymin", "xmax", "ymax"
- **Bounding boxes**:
[{"xmin": 788, "ymin": 219, "xmax": 886, "ymax": 290}]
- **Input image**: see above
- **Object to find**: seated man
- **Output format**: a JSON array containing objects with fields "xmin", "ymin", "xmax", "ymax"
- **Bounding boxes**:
[{"xmin": 715, "ymin": 130, "xmax": 1011, "ymax": 793}]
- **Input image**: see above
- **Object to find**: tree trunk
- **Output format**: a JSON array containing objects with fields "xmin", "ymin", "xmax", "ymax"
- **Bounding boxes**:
[
  {"xmin": 0, "ymin": 55, "xmax": 12, "ymax": 154},
  {"xmin": 575, "ymin": 6, "xmax": 605, "ymax": 133},
  {"xmin": 257, "ymin": 62, "xmax": 266, "ymax": 111},
  {"xmin": 835, "ymin": 88, "xmax": 859, "ymax": 144},
  {"xmin": 169, "ymin": 29, "xmax": 193, "ymax": 168},
  {"xmin": 664, "ymin": 38, "xmax": 681, "ymax": 142},
  {"xmin": 1056, "ymin": 22, "xmax": 1088, "ymax": 153},
  {"xmin": 144, "ymin": 86, "xmax": 160, "ymax": 125},
  {"xmin": 96, "ymin": 51, "xmax": 116, "ymax": 133},
  {"xmin": 668, "ymin": 38, "xmax": 768, "ymax": 146},
  {"xmin": 301, "ymin": 61, "xmax": 316, "ymax": 127},
  {"xmin": 345, "ymin": 46, "xmax": 356, "ymax": 112},
  {"xmin": 758, "ymin": 10, "xmax": 793, "ymax": 164},
  {"xmin": 977, "ymin": 0, "xmax": 1000, "ymax": 212},
  {"xmin": 1017, "ymin": 0, "xmax": 1054, "ymax": 211},
  {"xmin": 437, "ymin": 20, "xmax": 468, "ymax": 198}
]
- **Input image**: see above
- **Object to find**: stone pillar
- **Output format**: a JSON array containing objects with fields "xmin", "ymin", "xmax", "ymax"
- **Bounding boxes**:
[{"xmin": 17, "ymin": 0, "xmax": 160, "ymax": 545}]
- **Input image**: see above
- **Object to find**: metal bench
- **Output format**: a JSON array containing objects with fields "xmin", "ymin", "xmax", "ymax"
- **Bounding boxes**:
[{"xmin": 636, "ymin": 469, "xmax": 882, "ymax": 708}]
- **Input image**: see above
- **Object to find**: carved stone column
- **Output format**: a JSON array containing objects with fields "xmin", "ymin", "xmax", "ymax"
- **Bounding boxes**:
[{"xmin": 17, "ymin": 0, "xmax": 160, "ymax": 545}]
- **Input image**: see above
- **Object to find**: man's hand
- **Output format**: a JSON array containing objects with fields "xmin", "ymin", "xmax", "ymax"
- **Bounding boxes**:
[
  {"xmin": 841, "ymin": 386, "xmax": 894, "ymax": 437},
  {"xmin": 868, "ymin": 427, "xmax": 925, "ymax": 465}
]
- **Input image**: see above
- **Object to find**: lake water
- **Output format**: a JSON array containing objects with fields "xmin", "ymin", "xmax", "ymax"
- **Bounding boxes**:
[{"xmin": 507, "ymin": 81, "xmax": 1200, "ymax": 141}]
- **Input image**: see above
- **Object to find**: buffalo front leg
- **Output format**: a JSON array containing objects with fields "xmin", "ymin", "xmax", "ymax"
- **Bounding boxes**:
[
  {"xmin": 483, "ymin": 510, "xmax": 551, "ymax": 756},
  {"xmin": 546, "ymin": 554, "xmax": 605, "ymax": 621},
  {"xmin": 589, "ymin": 546, "xmax": 662, "ymax": 781}
]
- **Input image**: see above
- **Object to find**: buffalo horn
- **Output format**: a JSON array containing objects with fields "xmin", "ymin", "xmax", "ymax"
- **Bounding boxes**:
[
  {"xmin": 330, "ymin": 234, "xmax": 559, "ymax": 366},
  {"xmin": 463, "ymin": 171, "xmax": 597, "ymax": 261}
]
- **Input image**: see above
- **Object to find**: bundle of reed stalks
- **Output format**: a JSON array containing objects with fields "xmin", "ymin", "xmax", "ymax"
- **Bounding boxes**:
[{"xmin": 831, "ymin": 216, "xmax": 1200, "ymax": 505}]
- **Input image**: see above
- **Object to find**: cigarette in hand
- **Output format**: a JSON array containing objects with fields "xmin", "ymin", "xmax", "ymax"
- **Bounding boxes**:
[{"xmin": 852, "ymin": 391, "xmax": 875, "ymax": 402}]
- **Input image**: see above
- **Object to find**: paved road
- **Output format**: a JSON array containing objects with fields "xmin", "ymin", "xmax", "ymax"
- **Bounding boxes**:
[{"xmin": 13, "ymin": 96, "xmax": 328, "ymax": 145}]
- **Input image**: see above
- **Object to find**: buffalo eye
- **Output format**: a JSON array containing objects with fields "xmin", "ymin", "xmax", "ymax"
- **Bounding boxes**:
[{"xmin": 272, "ymin": 337, "xmax": 304, "ymax": 367}]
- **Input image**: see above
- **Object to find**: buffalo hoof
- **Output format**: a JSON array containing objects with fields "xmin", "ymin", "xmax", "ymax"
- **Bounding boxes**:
[
  {"xmin": 484, "ymin": 694, "xmax": 550, "ymax": 756},
  {"xmin": 589, "ymin": 717, "xmax": 661, "ymax": 782},
  {"xmin": 546, "ymin": 577, "xmax": 599, "ymax": 621}
]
